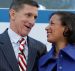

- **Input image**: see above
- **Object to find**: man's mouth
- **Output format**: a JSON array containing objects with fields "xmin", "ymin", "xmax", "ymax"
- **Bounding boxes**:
[{"xmin": 24, "ymin": 25, "xmax": 31, "ymax": 29}]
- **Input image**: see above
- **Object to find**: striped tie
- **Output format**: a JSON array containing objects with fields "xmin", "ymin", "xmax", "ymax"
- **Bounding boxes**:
[{"xmin": 18, "ymin": 38, "xmax": 27, "ymax": 71}]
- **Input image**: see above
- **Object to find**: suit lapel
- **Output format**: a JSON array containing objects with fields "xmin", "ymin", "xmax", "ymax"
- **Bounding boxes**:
[
  {"xmin": 0, "ymin": 29, "xmax": 19, "ymax": 71},
  {"xmin": 27, "ymin": 37, "xmax": 37, "ymax": 71}
]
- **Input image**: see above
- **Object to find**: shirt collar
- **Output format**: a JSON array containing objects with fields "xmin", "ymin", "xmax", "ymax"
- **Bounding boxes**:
[
  {"xmin": 62, "ymin": 44, "xmax": 75, "ymax": 60},
  {"xmin": 39, "ymin": 45, "xmax": 55, "ymax": 67},
  {"xmin": 8, "ymin": 28, "xmax": 27, "ymax": 43},
  {"xmin": 39, "ymin": 44, "xmax": 75, "ymax": 67}
]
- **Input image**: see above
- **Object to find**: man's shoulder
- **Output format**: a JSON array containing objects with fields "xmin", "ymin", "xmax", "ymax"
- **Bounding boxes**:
[
  {"xmin": 28, "ymin": 36, "xmax": 47, "ymax": 56},
  {"xmin": 28, "ymin": 36, "xmax": 47, "ymax": 52},
  {"xmin": 28, "ymin": 36, "xmax": 46, "ymax": 46},
  {"xmin": 0, "ymin": 29, "xmax": 8, "ymax": 41}
]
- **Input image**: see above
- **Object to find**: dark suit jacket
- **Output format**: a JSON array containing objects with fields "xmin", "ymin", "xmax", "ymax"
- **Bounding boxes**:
[{"xmin": 0, "ymin": 29, "xmax": 47, "ymax": 71}]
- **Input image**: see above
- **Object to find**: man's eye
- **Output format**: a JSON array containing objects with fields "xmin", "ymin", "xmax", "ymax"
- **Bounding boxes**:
[
  {"xmin": 27, "ymin": 14, "xmax": 32, "ymax": 17},
  {"xmin": 25, "ymin": 13, "xmax": 37, "ymax": 19}
]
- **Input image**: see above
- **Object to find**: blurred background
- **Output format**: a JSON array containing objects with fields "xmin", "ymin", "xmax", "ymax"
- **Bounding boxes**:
[
  {"xmin": 0, "ymin": 0, "xmax": 75, "ymax": 9},
  {"xmin": 0, "ymin": 0, "xmax": 75, "ymax": 51}
]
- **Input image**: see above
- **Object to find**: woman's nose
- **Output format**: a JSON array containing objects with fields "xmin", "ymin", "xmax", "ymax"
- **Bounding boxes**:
[{"xmin": 45, "ymin": 25, "xmax": 50, "ymax": 31}]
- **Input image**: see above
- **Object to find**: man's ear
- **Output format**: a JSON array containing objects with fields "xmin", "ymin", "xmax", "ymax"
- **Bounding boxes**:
[{"xmin": 9, "ymin": 9, "xmax": 16, "ymax": 20}]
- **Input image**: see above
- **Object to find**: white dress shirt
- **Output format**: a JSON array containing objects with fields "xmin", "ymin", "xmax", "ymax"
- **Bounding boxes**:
[{"xmin": 8, "ymin": 28, "xmax": 28, "ymax": 62}]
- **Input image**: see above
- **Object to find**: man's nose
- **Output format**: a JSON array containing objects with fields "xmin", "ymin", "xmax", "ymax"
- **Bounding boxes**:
[
  {"xmin": 29, "ymin": 16, "xmax": 36, "ymax": 25},
  {"xmin": 29, "ymin": 18, "xmax": 35, "ymax": 26}
]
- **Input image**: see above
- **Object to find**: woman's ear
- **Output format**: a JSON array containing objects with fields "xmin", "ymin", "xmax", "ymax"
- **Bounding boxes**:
[{"xmin": 63, "ymin": 26, "xmax": 72, "ymax": 37}]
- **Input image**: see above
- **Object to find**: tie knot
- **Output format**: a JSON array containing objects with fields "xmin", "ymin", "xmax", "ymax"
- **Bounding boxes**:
[
  {"xmin": 19, "ymin": 38, "xmax": 25, "ymax": 52},
  {"xmin": 19, "ymin": 38, "xmax": 25, "ymax": 44}
]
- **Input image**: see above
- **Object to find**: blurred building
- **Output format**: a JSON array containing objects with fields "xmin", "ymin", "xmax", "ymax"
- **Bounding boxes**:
[
  {"xmin": 37, "ymin": 0, "xmax": 75, "ymax": 9},
  {"xmin": 0, "ymin": 0, "xmax": 75, "ymax": 9},
  {"xmin": 38, "ymin": 4, "xmax": 46, "ymax": 10}
]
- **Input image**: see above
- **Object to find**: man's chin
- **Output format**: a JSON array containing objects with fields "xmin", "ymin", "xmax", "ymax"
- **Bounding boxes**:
[{"xmin": 20, "ymin": 33, "xmax": 28, "ymax": 37}]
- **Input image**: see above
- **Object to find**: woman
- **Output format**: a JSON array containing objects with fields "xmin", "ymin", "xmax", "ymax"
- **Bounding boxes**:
[{"xmin": 38, "ymin": 11, "xmax": 75, "ymax": 71}]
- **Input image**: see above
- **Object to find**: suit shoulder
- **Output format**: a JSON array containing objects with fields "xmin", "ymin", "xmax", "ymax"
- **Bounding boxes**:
[
  {"xmin": 0, "ymin": 29, "xmax": 8, "ymax": 38},
  {"xmin": 28, "ymin": 36, "xmax": 47, "ymax": 51},
  {"xmin": 28, "ymin": 37, "xmax": 47, "ymax": 57},
  {"xmin": 0, "ymin": 33, "xmax": 4, "ymax": 40},
  {"xmin": 28, "ymin": 36, "xmax": 46, "ymax": 46}
]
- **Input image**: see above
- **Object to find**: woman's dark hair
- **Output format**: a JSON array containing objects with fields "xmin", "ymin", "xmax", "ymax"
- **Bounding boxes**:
[
  {"xmin": 10, "ymin": 0, "xmax": 39, "ymax": 11},
  {"xmin": 49, "ymin": 11, "xmax": 75, "ymax": 44}
]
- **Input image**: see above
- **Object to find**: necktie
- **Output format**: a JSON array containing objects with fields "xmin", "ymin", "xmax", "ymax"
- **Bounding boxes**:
[{"xmin": 18, "ymin": 38, "xmax": 27, "ymax": 71}]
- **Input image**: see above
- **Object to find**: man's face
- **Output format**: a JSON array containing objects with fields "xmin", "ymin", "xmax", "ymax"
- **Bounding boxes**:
[{"xmin": 10, "ymin": 4, "xmax": 38, "ymax": 37}]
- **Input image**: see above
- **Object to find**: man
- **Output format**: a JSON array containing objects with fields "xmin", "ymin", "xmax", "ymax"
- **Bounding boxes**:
[{"xmin": 0, "ymin": 0, "xmax": 47, "ymax": 71}]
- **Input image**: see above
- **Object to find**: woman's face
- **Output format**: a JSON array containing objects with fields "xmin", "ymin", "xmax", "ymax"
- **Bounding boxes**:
[{"xmin": 45, "ymin": 14, "xmax": 66, "ymax": 44}]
